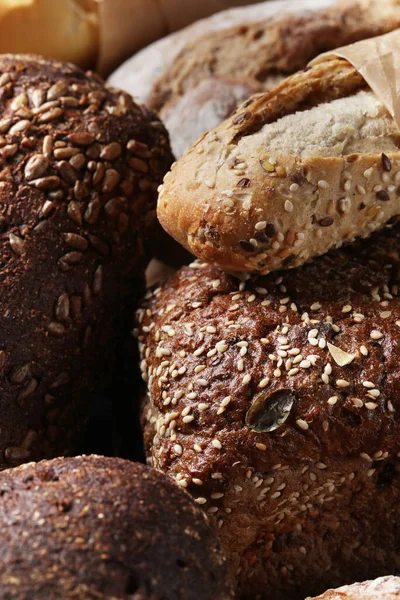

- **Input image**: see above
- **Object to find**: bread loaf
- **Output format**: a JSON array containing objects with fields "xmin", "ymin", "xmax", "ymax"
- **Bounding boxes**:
[
  {"xmin": 0, "ymin": 54, "xmax": 172, "ymax": 467},
  {"xmin": 158, "ymin": 55, "xmax": 400, "ymax": 274},
  {"xmin": 137, "ymin": 220, "xmax": 400, "ymax": 599},
  {"xmin": 308, "ymin": 577, "xmax": 400, "ymax": 599},
  {"xmin": 160, "ymin": 76, "xmax": 263, "ymax": 158},
  {"xmin": 0, "ymin": 455, "xmax": 234, "ymax": 599},
  {"xmin": 149, "ymin": 0, "xmax": 400, "ymax": 113},
  {"xmin": 110, "ymin": 0, "xmax": 400, "ymax": 158}
]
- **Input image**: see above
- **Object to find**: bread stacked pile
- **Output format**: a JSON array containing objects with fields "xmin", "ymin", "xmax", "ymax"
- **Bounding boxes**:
[
  {"xmin": 133, "ymin": 3, "xmax": 400, "ymax": 599},
  {"xmin": 0, "ymin": 1, "xmax": 399, "ymax": 600}
]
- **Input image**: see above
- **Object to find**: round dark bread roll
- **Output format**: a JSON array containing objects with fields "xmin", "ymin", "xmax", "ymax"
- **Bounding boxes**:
[
  {"xmin": 0, "ymin": 54, "xmax": 172, "ymax": 467},
  {"xmin": 0, "ymin": 455, "xmax": 234, "ymax": 599},
  {"xmin": 308, "ymin": 576, "xmax": 400, "ymax": 599},
  {"xmin": 137, "ymin": 221, "xmax": 400, "ymax": 599}
]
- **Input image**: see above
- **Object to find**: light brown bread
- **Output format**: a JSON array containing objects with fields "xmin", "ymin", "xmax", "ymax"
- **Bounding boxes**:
[
  {"xmin": 158, "ymin": 56, "xmax": 400, "ymax": 274},
  {"xmin": 308, "ymin": 576, "xmax": 400, "ymax": 599}
]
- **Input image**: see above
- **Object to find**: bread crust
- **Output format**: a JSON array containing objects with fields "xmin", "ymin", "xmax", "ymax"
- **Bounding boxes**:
[
  {"xmin": 0, "ymin": 54, "xmax": 172, "ymax": 467},
  {"xmin": 158, "ymin": 56, "xmax": 400, "ymax": 274},
  {"xmin": 0, "ymin": 455, "xmax": 234, "ymax": 599},
  {"xmin": 149, "ymin": 0, "xmax": 400, "ymax": 112},
  {"xmin": 308, "ymin": 576, "xmax": 400, "ymax": 599},
  {"xmin": 137, "ymin": 221, "xmax": 400, "ymax": 599}
]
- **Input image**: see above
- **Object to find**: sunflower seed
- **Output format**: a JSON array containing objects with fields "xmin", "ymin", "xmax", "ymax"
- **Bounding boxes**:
[
  {"xmin": 84, "ymin": 194, "xmax": 101, "ymax": 224},
  {"xmin": 39, "ymin": 200, "xmax": 55, "ymax": 219},
  {"xmin": 30, "ymin": 176, "xmax": 60, "ymax": 190},
  {"xmin": 67, "ymin": 132, "xmax": 95, "ymax": 146},
  {"xmin": 92, "ymin": 265, "xmax": 103, "ymax": 295},
  {"xmin": 57, "ymin": 160, "xmax": 77, "ymax": 184},
  {"xmin": 102, "ymin": 168, "xmax": 120, "ymax": 192},
  {"xmin": 11, "ymin": 92, "xmax": 28, "ymax": 111},
  {"xmin": 69, "ymin": 153, "xmax": 86, "ymax": 170},
  {"xmin": 61, "ymin": 232, "xmax": 88, "ymax": 251},
  {"xmin": 0, "ymin": 144, "xmax": 18, "ymax": 159},
  {"xmin": 42, "ymin": 135, "xmax": 53, "ymax": 157},
  {"xmin": 88, "ymin": 234, "xmax": 109, "ymax": 256},
  {"xmin": 31, "ymin": 89, "xmax": 46, "ymax": 108},
  {"xmin": 47, "ymin": 80, "xmax": 68, "ymax": 101},
  {"xmin": 70, "ymin": 295, "xmax": 82, "ymax": 317},
  {"xmin": 55, "ymin": 294, "xmax": 70, "ymax": 322},
  {"xmin": 92, "ymin": 162, "xmax": 105, "ymax": 185},
  {"xmin": 50, "ymin": 372, "xmax": 69, "ymax": 388},
  {"xmin": 100, "ymin": 142, "xmax": 121, "ymax": 161},
  {"xmin": 67, "ymin": 201, "xmax": 82, "ymax": 225},
  {"xmin": 21, "ymin": 429, "xmax": 38, "ymax": 450},
  {"xmin": 24, "ymin": 154, "xmax": 49, "ymax": 181},
  {"xmin": 5, "ymin": 447, "xmax": 30, "ymax": 463},
  {"xmin": 47, "ymin": 322, "xmax": 66, "ymax": 336},
  {"xmin": 60, "ymin": 251, "xmax": 82, "ymax": 265},
  {"xmin": 54, "ymin": 147, "xmax": 80, "ymax": 159},
  {"xmin": 10, "ymin": 363, "xmax": 31, "ymax": 384},
  {"xmin": 9, "ymin": 120, "xmax": 31, "ymax": 134},
  {"xmin": 18, "ymin": 378, "xmax": 38, "ymax": 400},
  {"xmin": 9, "ymin": 233, "xmax": 25, "ymax": 256}
]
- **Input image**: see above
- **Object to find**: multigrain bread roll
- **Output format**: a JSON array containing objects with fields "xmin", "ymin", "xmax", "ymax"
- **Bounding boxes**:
[
  {"xmin": 158, "ymin": 56, "xmax": 400, "ymax": 274},
  {"xmin": 308, "ymin": 576, "xmax": 400, "ymax": 599},
  {"xmin": 0, "ymin": 54, "xmax": 172, "ymax": 467},
  {"xmin": 0, "ymin": 455, "xmax": 234, "ymax": 599},
  {"xmin": 137, "ymin": 221, "xmax": 400, "ymax": 600}
]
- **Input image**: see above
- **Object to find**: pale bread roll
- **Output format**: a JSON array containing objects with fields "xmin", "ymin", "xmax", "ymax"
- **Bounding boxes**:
[{"xmin": 157, "ymin": 56, "xmax": 400, "ymax": 274}]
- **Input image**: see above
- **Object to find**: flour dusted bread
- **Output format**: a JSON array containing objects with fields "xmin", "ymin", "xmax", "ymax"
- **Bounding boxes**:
[
  {"xmin": 0, "ymin": 455, "xmax": 234, "ymax": 599},
  {"xmin": 308, "ymin": 577, "xmax": 400, "ymax": 599},
  {"xmin": 158, "ymin": 56, "xmax": 400, "ymax": 274},
  {"xmin": 137, "ymin": 221, "xmax": 400, "ymax": 599}
]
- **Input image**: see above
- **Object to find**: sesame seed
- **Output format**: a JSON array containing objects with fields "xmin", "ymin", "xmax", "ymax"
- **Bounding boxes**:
[
  {"xmin": 363, "ymin": 167, "xmax": 373, "ymax": 178},
  {"xmin": 342, "ymin": 304, "xmax": 352, "ymax": 313},
  {"xmin": 174, "ymin": 444, "xmax": 183, "ymax": 455},
  {"xmin": 242, "ymin": 373, "xmax": 251, "ymax": 384},
  {"xmin": 258, "ymin": 377, "xmax": 270, "ymax": 388},
  {"xmin": 296, "ymin": 419, "xmax": 309, "ymax": 431},
  {"xmin": 206, "ymin": 326, "xmax": 216, "ymax": 333},
  {"xmin": 363, "ymin": 381, "xmax": 375, "ymax": 388},
  {"xmin": 194, "ymin": 444, "xmax": 202, "ymax": 452},
  {"xmin": 289, "ymin": 183, "xmax": 299, "ymax": 192},
  {"xmin": 284, "ymin": 200, "xmax": 294, "ymax": 213},
  {"xmin": 212, "ymin": 439, "xmax": 222, "ymax": 449},
  {"xmin": 327, "ymin": 396, "xmax": 338, "ymax": 405},
  {"xmin": 370, "ymin": 330, "xmax": 384, "ymax": 340},
  {"xmin": 193, "ymin": 478, "xmax": 203, "ymax": 485},
  {"xmin": 255, "ymin": 221, "xmax": 267, "ymax": 230},
  {"xmin": 183, "ymin": 415, "xmax": 195, "ymax": 423},
  {"xmin": 198, "ymin": 403, "xmax": 209, "ymax": 411},
  {"xmin": 300, "ymin": 360, "xmax": 311, "ymax": 369},
  {"xmin": 365, "ymin": 402, "xmax": 378, "ymax": 410},
  {"xmin": 195, "ymin": 497, "xmax": 207, "ymax": 505},
  {"xmin": 352, "ymin": 398, "xmax": 363, "ymax": 408},
  {"xmin": 310, "ymin": 302, "xmax": 321, "ymax": 311},
  {"xmin": 271, "ymin": 491, "xmax": 281, "ymax": 499},
  {"xmin": 360, "ymin": 345, "xmax": 368, "ymax": 356},
  {"xmin": 367, "ymin": 389, "xmax": 380, "ymax": 398},
  {"xmin": 336, "ymin": 379, "xmax": 350, "ymax": 388},
  {"xmin": 288, "ymin": 368, "xmax": 300, "ymax": 376},
  {"xmin": 256, "ymin": 443, "xmax": 267, "ymax": 451}
]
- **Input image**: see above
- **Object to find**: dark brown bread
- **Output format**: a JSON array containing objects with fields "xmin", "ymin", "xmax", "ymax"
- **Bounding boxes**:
[
  {"xmin": 308, "ymin": 576, "xmax": 400, "ymax": 599},
  {"xmin": 0, "ymin": 54, "xmax": 172, "ymax": 467},
  {"xmin": 149, "ymin": 0, "xmax": 400, "ymax": 112},
  {"xmin": 137, "ymin": 221, "xmax": 400, "ymax": 599},
  {"xmin": 0, "ymin": 455, "xmax": 234, "ymax": 599}
]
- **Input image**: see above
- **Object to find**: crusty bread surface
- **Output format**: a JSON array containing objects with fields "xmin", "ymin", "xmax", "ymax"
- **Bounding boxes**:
[
  {"xmin": 158, "ymin": 57, "xmax": 400, "ymax": 274},
  {"xmin": 137, "ymin": 221, "xmax": 400, "ymax": 599}
]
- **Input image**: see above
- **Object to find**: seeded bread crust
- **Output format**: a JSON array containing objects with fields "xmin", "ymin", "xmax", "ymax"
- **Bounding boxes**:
[
  {"xmin": 149, "ymin": 0, "xmax": 400, "ymax": 112},
  {"xmin": 0, "ymin": 54, "xmax": 172, "ymax": 467},
  {"xmin": 308, "ymin": 576, "xmax": 400, "ymax": 599},
  {"xmin": 158, "ymin": 56, "xmax": 400, "ymax": 274},
  {"xmin": 137, "ymin": 222, "xmax": 400, "ymax": 599},
  {"xmin": 0, "ymin": 455, "xmax": 234, "ymax": 599}
]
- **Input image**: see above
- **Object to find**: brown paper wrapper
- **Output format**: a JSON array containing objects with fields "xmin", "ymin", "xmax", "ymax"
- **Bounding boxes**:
[
  {"xmin": 93, "ymin": 0, "xmax": 260, "ymax": 75},
  {"xmin": 310, "ymin": 29, "xmax": 400, "ymax": 128}
]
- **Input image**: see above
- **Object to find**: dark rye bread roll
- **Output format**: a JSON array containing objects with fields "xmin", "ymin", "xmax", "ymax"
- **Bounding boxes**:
[
  {"xmin": 0, "ymin": 54, "xmax": 172, "ymax": 467},
  {"xmin": 0, "ymin": 455, "xmax": 234, "ymax": 599},
  {"xmin": 308, "ymin": 576, "xmax": 400, "ymax": 599},
  {"xmin": 158, "ymin": 55, "xmax": 400, "ymax": 274},
  {"xmin": 137, "ymin": 221, "xmax": 400, "ymax": 600}
]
